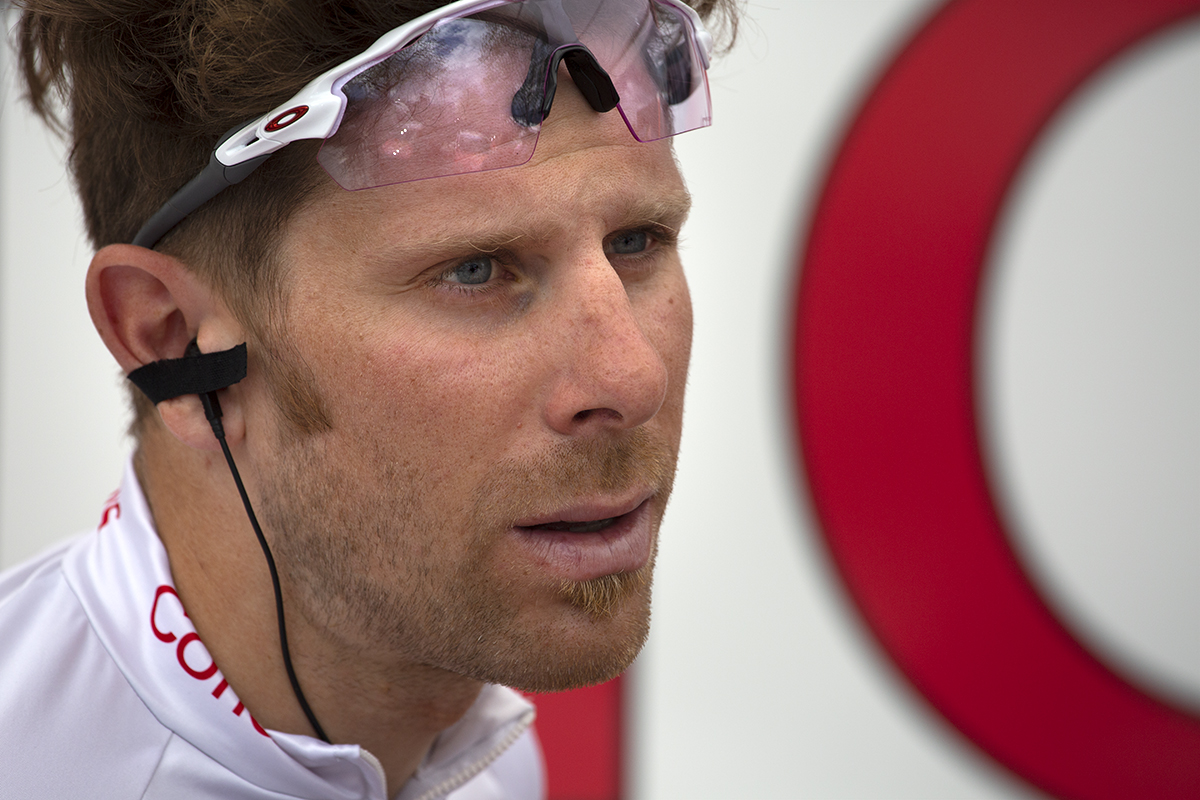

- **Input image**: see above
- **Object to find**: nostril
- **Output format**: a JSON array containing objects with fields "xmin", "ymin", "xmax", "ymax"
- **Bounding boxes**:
[{"xmin": 572, "ymin": 408, "xmax": 620, "ymax": 425}]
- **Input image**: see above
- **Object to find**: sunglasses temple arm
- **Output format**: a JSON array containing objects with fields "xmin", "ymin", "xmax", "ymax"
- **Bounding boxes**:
[{"xmin": 132, "ymin": 123, "xmax": 275, "ymax": 249}]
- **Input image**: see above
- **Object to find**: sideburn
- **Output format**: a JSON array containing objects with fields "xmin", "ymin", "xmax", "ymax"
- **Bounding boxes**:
[{"xmin": 255, "ymin": 334, "xmax": 335, "ymax": 439}]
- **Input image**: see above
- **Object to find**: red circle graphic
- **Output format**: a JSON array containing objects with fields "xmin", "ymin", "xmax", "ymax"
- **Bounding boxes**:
[{"xmin": 792, "ymin": 1, "xmax": 1200, "ymax": 797}]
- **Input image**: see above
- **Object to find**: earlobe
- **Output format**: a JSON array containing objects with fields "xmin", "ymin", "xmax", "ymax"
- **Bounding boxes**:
[{"xmin": 86, "ymin": 244, "xmax": 245, "ymax": 450}]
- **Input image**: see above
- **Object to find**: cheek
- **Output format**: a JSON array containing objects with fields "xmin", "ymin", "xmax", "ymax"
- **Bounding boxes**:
[
  {"xmin": 299, "ymin": 264, "xmax": 692, "ymax": 470},
  {"xmin": 646, "ymin": 272, "xmax": 694, "ymax": 408},
  {"xmin": 671, "ymin": 280, "xmax": 695, "ymax": 378},
  {"xmin": 333, "ymin": 327, "xmax": 542, "ymax": 470}
]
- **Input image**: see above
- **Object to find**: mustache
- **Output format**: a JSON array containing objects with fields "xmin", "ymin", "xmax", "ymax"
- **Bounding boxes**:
[{"xmin": 470, "ymin": 428, "xmax": 678, "ymax": 528}]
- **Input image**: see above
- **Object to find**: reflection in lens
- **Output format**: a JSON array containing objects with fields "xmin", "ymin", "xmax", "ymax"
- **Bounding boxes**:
[
  {"xmin": 320, "ymin": 19, "xmax": 543, "ymax": 189},
  {"xmin": 318, "ymin": 0, "xmax": 711, "ymax": 189},
  {"xmin": 511, "ymin": 37, "xmax": 559, "ymax": 128}
]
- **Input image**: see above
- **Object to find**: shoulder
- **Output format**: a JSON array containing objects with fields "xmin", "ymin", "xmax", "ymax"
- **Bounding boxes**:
[
  {"xmin": 0, "ymin": 534, "xmax": 92, "ymax": 663},
  {"xmin": 0, "ymin": 536, "xmax": 171, "ymax": 799}
]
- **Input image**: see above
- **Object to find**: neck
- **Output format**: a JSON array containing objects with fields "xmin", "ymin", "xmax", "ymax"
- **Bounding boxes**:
[{"xmin": 134, "ymin": 428, "xmax": 482, "ymax": 794}]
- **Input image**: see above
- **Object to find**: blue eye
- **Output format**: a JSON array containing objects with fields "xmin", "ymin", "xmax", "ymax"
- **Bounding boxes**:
[
  {"xmin": 608, "ymin": 230, "xmax": 649, "ymax": 255},
  {"xmin": 447, "ymin": 256, "xmax": 494, "ymax": 285}
]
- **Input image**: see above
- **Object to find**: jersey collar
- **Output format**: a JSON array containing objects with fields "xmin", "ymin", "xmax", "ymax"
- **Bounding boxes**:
[{"xmin": 64, "ymin": 457, "xmax": 533, "ymax": 799}]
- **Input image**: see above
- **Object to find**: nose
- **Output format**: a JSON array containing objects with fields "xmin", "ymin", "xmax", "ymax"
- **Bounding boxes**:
[{"xmin": 542, "ymin": 261, "xmax": 670, "ymax": 436}]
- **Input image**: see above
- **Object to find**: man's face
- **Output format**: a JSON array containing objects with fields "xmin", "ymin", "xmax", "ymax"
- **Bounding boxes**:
[{"xmin": 242, "ymin": 76, "xmax": 692, "ymax": 692}]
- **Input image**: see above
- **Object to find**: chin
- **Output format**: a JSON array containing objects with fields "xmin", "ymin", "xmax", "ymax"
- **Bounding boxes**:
[{"xmin": 472, "ymin": 578, "xmax": 654, "ymax": 693}]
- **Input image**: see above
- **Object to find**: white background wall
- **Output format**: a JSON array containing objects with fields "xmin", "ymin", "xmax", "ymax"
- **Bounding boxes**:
[{"xmin": 2, "ymin": 2, "xmax": 1196, "ymax": 798}]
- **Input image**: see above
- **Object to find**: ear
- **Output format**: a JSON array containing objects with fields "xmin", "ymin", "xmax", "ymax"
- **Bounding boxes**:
[{"xmin": 86, "ymin": 244, "xmax": 245, "ymax": 451}]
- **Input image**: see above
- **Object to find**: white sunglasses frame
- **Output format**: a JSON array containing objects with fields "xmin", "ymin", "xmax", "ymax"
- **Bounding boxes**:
[
  {"xmin": 217, "ymin": 0, "xmax": 712, "ymax": 170},
  {"xmin": 132, "ymin": 0, "xmax": 712, "ymax": 248}
]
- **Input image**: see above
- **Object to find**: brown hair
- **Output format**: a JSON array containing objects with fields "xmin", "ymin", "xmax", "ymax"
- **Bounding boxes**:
[{"xmin": 15, "ymin": 0, "xmax": 739, "ymax": 429}]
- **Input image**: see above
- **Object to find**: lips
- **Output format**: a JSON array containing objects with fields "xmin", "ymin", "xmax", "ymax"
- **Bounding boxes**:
[
  {"xmin": 525, "ymin": 517, "xmax": 620, "ymax": 534},
  {"xmin": 511, "ymin": 493, "xmax": 655, "ymax": 582},
  {"xmin": 514, "ymin": 492, "xmax": 648, "ymax": 529}
]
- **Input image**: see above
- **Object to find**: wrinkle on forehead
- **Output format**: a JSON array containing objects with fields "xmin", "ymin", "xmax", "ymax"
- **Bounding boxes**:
[
  {"xmin": 302, "ymin": 191, "xmax": 680, "ymax": 273},
  {"xmin": 284, "ymin": 76, "xmax": 689, "ymax": 274},
  {"xmin": 396, "ymin": 190, "xmax": 693, "ymax": 258},
  {"xmin": 309, "ymin": 138, "xmax": 688, "ymax": 264}
]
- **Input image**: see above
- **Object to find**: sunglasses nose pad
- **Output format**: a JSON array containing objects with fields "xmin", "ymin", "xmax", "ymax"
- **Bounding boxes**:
[
  {"xmin": 559, "ymin": 47, "xmax": 621, "ymax": 114},
  {"xmin": 511, "ymin": 43, "xmax": 621, "ymax": 128}
]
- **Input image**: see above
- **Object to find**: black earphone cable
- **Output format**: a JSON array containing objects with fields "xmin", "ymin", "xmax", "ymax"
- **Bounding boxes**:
[{"xmin": 197, "ymin": 388, "xmax": 332, "ymax": 744}]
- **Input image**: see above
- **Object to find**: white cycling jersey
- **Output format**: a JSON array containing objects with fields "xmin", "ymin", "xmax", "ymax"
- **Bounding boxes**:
[{"xmin": 0, "ymin": 459, "xmax": 543, "ymax": 800}]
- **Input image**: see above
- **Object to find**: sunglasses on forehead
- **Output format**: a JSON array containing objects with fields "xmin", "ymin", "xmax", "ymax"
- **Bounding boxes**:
[{"xmin": 133, "ymin": 0, "xmax": 714, "ymax": 249}]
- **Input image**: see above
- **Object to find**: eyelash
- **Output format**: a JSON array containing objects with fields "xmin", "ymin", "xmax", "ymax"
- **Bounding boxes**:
[
  {"xmin": 441, "ymin": 280, "xmax": 500, "ymax": 298},
  {"xmin": 430, "ymin": 225, "xmax": 678, "ymax": 298},
  {"xmin": 607, "ymin": 225, "xmax": 676, "ymax": 265},
  {"xmin": 430, "ymin": 254, "xmax": 512, "ymax": 297}
]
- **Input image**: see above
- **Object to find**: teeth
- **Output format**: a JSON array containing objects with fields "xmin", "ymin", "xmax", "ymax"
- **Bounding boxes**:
[{"xmin": 530, "ymin": 517, "xmax": 617, "ymax": 533}]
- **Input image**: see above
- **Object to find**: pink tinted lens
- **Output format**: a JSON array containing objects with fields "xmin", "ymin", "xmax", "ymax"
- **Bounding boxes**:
[
  {"xmin": 581, "ymin": 0, "xmax": 712, "ymax": 142},
  {"xmin": 319, "ymin": 18, "xmax": 543, "ymax": 190},
  {"xmin": 318, "ymin": 0, "xmax": 711, "ymax": 191}
]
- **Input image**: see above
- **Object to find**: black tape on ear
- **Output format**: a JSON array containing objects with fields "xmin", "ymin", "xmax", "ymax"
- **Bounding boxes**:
[{"xmin": 127, "ymin": 343, "xmax": 248, "ymax": 404}]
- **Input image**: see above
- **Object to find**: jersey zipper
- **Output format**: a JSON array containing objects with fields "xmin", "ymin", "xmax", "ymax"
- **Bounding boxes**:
[{"xmin": 412, "ymin": 709, "xmax": 534, "ymax": 800}]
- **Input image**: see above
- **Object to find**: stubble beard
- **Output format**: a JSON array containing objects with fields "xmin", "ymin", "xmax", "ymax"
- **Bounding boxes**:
[
  {"xmin": 256, "ymin": 381, "xmax": 677, "ymax": 693},
  {"xmin": 560, "ymin": 570, "xmax": 652, "ymax": 620}
]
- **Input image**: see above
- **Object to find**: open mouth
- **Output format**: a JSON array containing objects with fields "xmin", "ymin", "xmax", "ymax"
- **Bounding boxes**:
[
  {"xmin": 525, "ymin": 517, "xmax": 620, "ymax": 534},
  {"xmin": 510, "ymin": 497, "xmax": 654, "ymax": 580}
]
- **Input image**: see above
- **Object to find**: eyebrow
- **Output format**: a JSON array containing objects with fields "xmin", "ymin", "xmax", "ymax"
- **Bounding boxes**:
[
  {"xmin": 615, "ymin": 191, "xmax": 694, "ymax": 234},
  {"xmin": 384, "ymin": 189, "xmax": 694, "ymax": 261}
]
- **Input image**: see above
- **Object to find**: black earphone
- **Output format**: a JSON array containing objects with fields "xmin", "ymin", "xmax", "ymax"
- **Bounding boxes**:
[{"xmin": 128, "ymin": 342, "xmax": 331, "ymax": 743}]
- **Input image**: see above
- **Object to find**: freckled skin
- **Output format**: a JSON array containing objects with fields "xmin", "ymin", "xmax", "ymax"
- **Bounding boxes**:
[
  {"xmin": 238, "ymin": 78, "xmax": 694, "ymax": 691},
  {"xmin": 123, "ymin": 72, "xmax": 694, "ymax": 792}
]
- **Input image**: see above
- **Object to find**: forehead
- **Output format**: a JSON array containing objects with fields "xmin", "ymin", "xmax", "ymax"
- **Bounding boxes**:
[{"xmin": 287, "ymin": 79, "xmax": 689, "ymax": 264}]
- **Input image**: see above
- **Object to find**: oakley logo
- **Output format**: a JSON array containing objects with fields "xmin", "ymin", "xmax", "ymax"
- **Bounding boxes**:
[
  {"xmin": 151, "ymin": 584, "xmax": 269, "ymax": 737},
  {"xmin": 265, "ymin": 106, "xmax": 310, "ymax": 132}
]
